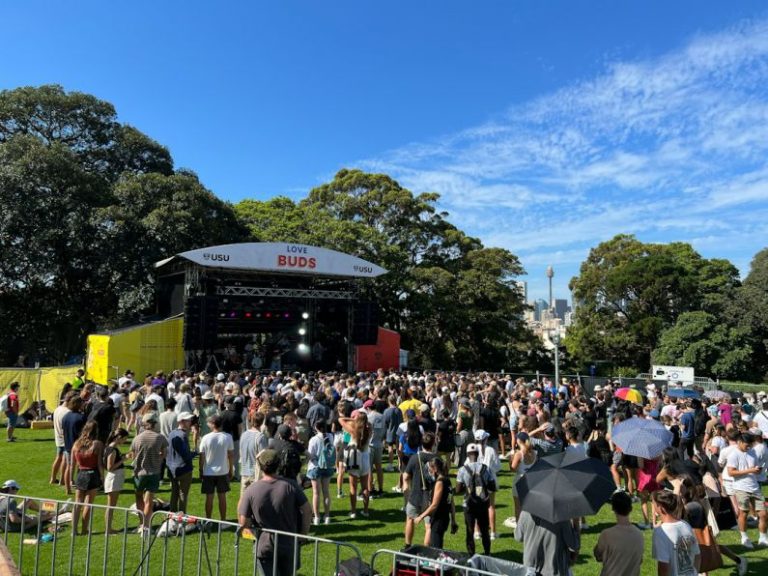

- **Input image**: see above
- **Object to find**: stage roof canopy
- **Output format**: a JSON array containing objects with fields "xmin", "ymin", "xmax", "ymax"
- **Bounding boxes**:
[{"xmin": 154, "ymin": 242, "xmax": 387, "ymax": 279}]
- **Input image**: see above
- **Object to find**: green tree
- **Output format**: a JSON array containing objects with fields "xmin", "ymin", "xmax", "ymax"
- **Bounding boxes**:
[
  {"xmin": 0, "ymin": 85, "xmax": 244, "ymax": 363},
  {"xmin": 652, "ymin": 311, "xmax": 754, "ymax": 380},
  {"xmin": 566, "ymin": 234, "xmax": 740, "ymax": 372},
  {"xmin": 734, "ymin": 248, "xmax": 768, "ymax": 381}
]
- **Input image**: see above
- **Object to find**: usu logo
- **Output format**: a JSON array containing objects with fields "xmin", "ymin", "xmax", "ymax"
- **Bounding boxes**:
[
  {"xmin": 203, "ymin": 253, "xmax": 230, "ymax": 262},
  {"xmin": 353, "ymin": 265, "xmax": 373, "ymax": 274}
]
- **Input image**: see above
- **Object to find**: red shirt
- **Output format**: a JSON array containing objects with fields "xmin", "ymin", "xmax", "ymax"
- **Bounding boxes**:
[{"xmin": 8, "ymin": 392, "xmax": 19, "ymax": 414}]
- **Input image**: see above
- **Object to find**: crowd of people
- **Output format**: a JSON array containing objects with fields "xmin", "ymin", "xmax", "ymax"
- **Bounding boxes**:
[{"xmin": 3, "ymin": 367, "xmax": 768, "ymax": 576}]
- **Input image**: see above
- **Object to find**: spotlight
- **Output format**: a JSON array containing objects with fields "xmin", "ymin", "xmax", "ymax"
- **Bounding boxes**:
[
  {"xmin": 297, "ymin": 343, "xmax": 309, "ymax": 354},
  {"xmin": 265, "ymin": 313, "xmax": 272, "ymax": 318},
  {"xmin": 301, "ymin": 312, "xmax": 309, "ymax": 320},
  {"xmin": 245, "ymin": 312, "xmax": 252, "ymax": 319},
  {"xmin": 298, "ymin": 328, "xmax": 306, "ymax": 336},
  {"xmin": 229, "ymin": 311, "xmax": 237, "ymax": 318},
  {"xmin": 284, "ymin": 313, "xmax": 290, "ymax": 319}
]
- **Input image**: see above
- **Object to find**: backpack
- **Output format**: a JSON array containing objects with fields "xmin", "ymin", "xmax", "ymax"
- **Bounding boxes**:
[
  {"xmin": 317, "ymin": 435, "xmax": 336, "ymax": 471},
  {"xmin": 694, "ymin": 411, "xmax": 708, "ymax": 437},
  {"xmin": 464, "ymin": 464, "xmax": 490, "ymax": 506},
  {"xmin": 0, "ymin": 394, "xmax": 8, "ymax": 412},
  {"xmin": 278, "ymin": 443, "xmax": 303, "ymax": 478},
  {"xmin": 343, "ymin": 445, "xmax": 359, "ymax": 470}
]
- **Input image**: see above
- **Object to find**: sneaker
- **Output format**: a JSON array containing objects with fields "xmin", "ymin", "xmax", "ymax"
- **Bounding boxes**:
[
  {"xmin": 385, "ymin": 465, "xmax": 394, "ymax": 472},
  {"xmin": 580, "ymin": 521, "xmax": 589, "ymax": 530},
  {"xmin": 323, "ymin": 516, "xmax": 331, "ymax": 525},
  {"xmin": 490, "ymin": 532, "xmax": 497, "ymax": 541},
  {"xmin": 758, "ymin": 537, "xmax": 768, "ymax": 548},
  {"xmin": 392, "ymin": 486, "xmax": 403, "ymax": 493},
  {"xmin": 741, "ymin": 537, "xmax": 754, "ymax": 550},
  {"xmin": 312, "ymin": 516, "xmax": 320, "ymax": 526},
  {"xmin": 59, "ymin": 499, "xmax": 73, "ymax": 514},
  {"xmin": 631, "ymin": 495, "xmax": 640, "ymax": 503},
  {"xmin": 636, "ymin": 523, "xmax": 650, "ymax": 530},
  {"xmin": 357, "ymin": 494, "xmax": 364, "ymax": 501},
  {"xmin": 349, "ymin": 512, "xmax": 357, "ymax": 520},
  {"xmin": 503, "ymin": 517, "xmax": 517, "ymax": 529},
  {"xmin": 474, "ymin": 532, "xmax": 481, "ymax": 540},
  {"xmin": 738, "ymin": 556, "xmax": 748, "ymax": 576},
  {"xmin": 336, "ymin": 492, "xmax": 344, "ymax": 499},
  {"xmin": 360, "ymin": 510, "xmax": 369, "ymax": 518}
]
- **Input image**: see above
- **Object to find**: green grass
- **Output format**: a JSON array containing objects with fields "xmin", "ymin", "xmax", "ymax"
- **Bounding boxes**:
[{"xmin": 1, "ymin": 429, "xmax": 767, "ymax": 575}]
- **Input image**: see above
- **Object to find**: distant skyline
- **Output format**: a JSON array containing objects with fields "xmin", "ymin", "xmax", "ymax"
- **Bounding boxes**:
[{"xmin": 2, "ymin": 2, "xmax": 768, "ymax": 302}]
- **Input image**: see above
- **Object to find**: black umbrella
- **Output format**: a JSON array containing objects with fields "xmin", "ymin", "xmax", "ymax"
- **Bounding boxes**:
[{"xmin": 515, "ymin": 451, "xmax": 615, "ymax": 523}]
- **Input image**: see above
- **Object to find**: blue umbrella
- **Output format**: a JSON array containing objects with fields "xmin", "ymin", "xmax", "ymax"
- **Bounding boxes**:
[
  {"xmin": 666, "ymin": 388, "xmax": 701, "ymax": 399},
  {"xmin": 611, "ymin": 417, "xmax": 673, "ymax": 459}
]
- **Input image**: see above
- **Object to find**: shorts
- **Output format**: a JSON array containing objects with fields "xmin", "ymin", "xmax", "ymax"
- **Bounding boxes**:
[
  {"xmin": 75, "ymin": 469, "xmax": 101, "ymax": 492},
  {"xmin": 347, "ymin": 451, "xmax": 371, "ymax": 477},
  {"xmin": 5, "ymin": 412, "xmax": 17, "ymax": 428},
  {"xmin": 405, "ymin": 502, "xmax": 431, "ymax": 524},
  {"xmin": 370, "ymin": 445, "xmax": 383, "ymax": 467},
  {"xmin": 201, "ymin": 475, "xmax": 230, "ymax": 494},
  {"xmin": 56, "ymin": 446, "xmax": 66, "ymax": 456},
  {"xmin": 306, "ymin": 467, "xmax": 333, "ymax": 480},
  {"xmin": 134, "ymin": 474, "xmax": 160, "ymax": 493},
  {"xmin": 735, "ymin": 490, "xmax": 766, "ymax": 512},
  {"xmin": 104, "ymin": 469, "xmax": 125, "ymax": 493}
]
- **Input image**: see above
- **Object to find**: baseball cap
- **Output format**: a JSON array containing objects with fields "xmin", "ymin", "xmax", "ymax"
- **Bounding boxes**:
[
  {"xmin": 143, "ymin": 413, "xmax": 158, "ymax": 424},
  {"xmin": 176, "ymin": 411, "xmax": 194, "ymax": 422},
  {"xmin": 406, "ymin": 409, "xmax": 416, "ymax": 419},
  {"xmin": 474, "ymin": 429, "xmax": 489, "ymax": 441},
  {"xmin": 202, "ymin": 391, "xmax": 215, "ymax": 400},
  {"xmin": 216, "ymin": 373, "xmax": 226, "ymax": 382},
  {"xmin": 363, "ymin": 399, "xmax": 374, "ymax": 409},
  {"xmin": 466, "ymin": 443, "xmax": 480, "ymax": 454},
  {"xmin": 2, "ymin": 480, "xmax": 20, "ymax": 490},
  {"xmin": 419, "ymin": 404, "xmax": 429, "ymax": 413}
]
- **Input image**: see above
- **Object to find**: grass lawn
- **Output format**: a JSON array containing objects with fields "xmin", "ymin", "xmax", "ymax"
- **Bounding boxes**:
[{"xmin": 1, "ymin": 428, "xmax": 766, "ymax": 575}]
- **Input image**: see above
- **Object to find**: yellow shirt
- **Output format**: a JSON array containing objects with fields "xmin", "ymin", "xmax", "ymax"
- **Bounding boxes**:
[{"xmin": 398, "ymin": 398, "xmax": 423, "ymax": 419}]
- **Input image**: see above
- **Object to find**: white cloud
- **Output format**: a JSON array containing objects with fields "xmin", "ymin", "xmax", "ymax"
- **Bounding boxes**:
[{"xmin": 357, "ymin": 18, "xmax": 768, "ymax": 299}]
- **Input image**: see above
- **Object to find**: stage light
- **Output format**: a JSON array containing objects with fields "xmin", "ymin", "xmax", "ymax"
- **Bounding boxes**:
[
  {"xmin": 297, "ymin": 343, "xmax": 309, "ymax": 354},
  {"xmin": 302, "ymin": 312, "xmax": 309, "ymax": 320},
  {"xmin": 219, "ymin": 312, "xmax": 226, "ymax": 318},
  {"xmin": 229, "ymin": 311, "xmax": 237, "ymax": 318},
  {"xmin": 265, "ymin": 312, "xmax": 272, "ymax": 318},
  {"xmin": 284, "ymin": 313, "xmax": 290, "ymax": 319},
  {"xmin": 245, "ymin": 312, "xmax": 252, "ymax": 319},
  {"xmin": 255, "ymin": 313, "xmax": 261, "ymax": 318},
  {"xmin": 298, "ymin": 328, "xmax": 306, "ymax": 336}
]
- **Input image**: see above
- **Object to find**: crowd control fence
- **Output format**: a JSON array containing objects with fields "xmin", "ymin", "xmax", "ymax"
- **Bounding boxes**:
[
  {"xmin": 0, "ymin": 495, "xmax": 145, "ymax": 576},
  {"xmin": 0, "ymin": 496, "xmax": 362, "ymax": 576},
  {"xmin": 369, "ymin": 548, "xmax": 534, "ymax": 576}
]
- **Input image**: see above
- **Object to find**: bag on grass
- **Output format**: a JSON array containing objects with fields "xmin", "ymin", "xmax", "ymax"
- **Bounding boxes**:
[{"xmin": 335, "ymin": 558, "xmax": 374, "ymax": 576}]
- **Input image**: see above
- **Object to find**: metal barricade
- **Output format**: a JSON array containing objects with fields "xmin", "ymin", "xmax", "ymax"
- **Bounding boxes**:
[
  {"xmin": 138, "ymin": 510, "xmax": 364, "ymax": 576},
  {"xmin": 370, "ymin": 548, "xmax": 527, "ymax": 576},
  {"xmin": 0, "ymin": 494, "xmax": 145, "ymax": 576}
]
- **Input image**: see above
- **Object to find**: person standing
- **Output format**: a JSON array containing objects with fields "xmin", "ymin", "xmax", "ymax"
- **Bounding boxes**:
[
  {"xmin": 130, "ymin": 414, "xmax": 168, "ymax": 536},
  {"xmin": 166, "ymin": 412, "xmax": 195, "ymax": 513},
  {"xmin": 339, "ymin": 411, "xmax": 372, "ymax": 519},
  {"xmin": 237, "ymin": 449, "xmax": 312, "ymax": 576},
  {"xmin": 651, "ymin": 490, "xmax": 700, "ymax": 576},
  {"xmin": 456, "ymin": 443, "xmax": 496, "ymax": 555},
  {"xmin": 727, "ymin": 432, "xmax": 768, "ymax": 548},
  {"xmin": 472, "ymin": 429, "xmax": 501, "ymax": 540},
  {"xmin": 71, "ymin": 421, "xmax": 104, "ymax": 535},
  {"xmin": 414, "ymin": 457, "xmax": 457, "ymax": 549},
  {"xmin": 678, "ymin": 401, "xmax": 696, "ymax": 461},
  {"xmin": 220, "ymin": 396, "xmax": 244, "ymax": 480},
  {"xmin": 73, "ymin": 369, "xmax": 86, "ymax": 390},
  {"xmin": 4, "ymin": 382, "xmax": 20, "ymax": 442},
  {"xmin": 50, "ymin": 391, "xmax": 73, "ymax": 485},
  {"xmin": 403, "ymin": 432, "xmax": 437, "ymax": 546},
  {"xmin": 62, "ymin": 396, "xmax": 87, "ymax": 495},
  {"xmin": 306, "ymin": 420, "xmax": 335, "ymax": 525},
  {"xmin": 199, "ymin": 414, "xmax": 234, "ymax": 520},
  {"xmin": 515, "ymin": 509, "xmax": 580, "ymax": 576},
  {"xmin": 382, "ymin": 395, "xmax": 403, "ymax": 472},
  {"xmin": 594, "ymin": 491, "xmax": 644, "ymax": 576},
  {"xmin": 239, "ymin": 411, "xmax": 268, "ymax": 495},
  {"xmin": 103, "ymin": 428, "xmax": 129, "ymax": 534}
]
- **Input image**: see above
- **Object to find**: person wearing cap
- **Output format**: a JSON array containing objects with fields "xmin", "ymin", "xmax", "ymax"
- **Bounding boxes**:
[
  {"xmin": 199, "ymin": 414, "xmax": 234, "ymax": 520},
  {"xmin": 130, "ymin": 413, "xmax": 167, "ymax": 535},
  {"xmin": 167, "ymin": 412, "xmax": 196, "ymax": 513},
  {"xmin": 238, "ymin": 448, "xmax": 311, "ymax": 576},
  {"xmin": 0, "ymin": 480, "xmax": 58, "ymax": 532},
  {"xmin": 4, "ymin": 381, "xmax": 21, "ymax": 442},
  {"xmin": 456, "ymin": 442, "xmax": 496, "ymax": 555},
  {"xmin": 471, "ymin": 429, "xmax": 501, "ymax": 540}
]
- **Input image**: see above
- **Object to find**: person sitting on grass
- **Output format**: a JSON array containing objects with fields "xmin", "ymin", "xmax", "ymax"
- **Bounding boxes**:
[{"xmin": 0, "ymin": 480, "xmax": 61, "ymax": 532}]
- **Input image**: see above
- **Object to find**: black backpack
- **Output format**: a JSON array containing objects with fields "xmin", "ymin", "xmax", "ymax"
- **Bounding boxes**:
[
  {"xmin": 464, "ymin": 464, "xmax": 490, "ymax": 506},
  {"xmin": 278, "ymin": 443, "xmax": 303, "ymax": 479}
]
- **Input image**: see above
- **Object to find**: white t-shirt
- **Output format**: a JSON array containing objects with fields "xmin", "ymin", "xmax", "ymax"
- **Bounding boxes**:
[
  {"xmin": 651, "ymin": 520, "xmax": 700, "ymax": 576},
  {"xmin": 200, "ymin": 431, "xmax": 234, "ymax": 476},
  {"xmin": 754, "ymin": 410, "xmax": 768, "ymax": 439},
  {"xmin": 146, "ymin": 392, "xmax": 165, "ymax": 413},
  {"xmin": 727, "ymin": 447, "xmax": 761, "ymax": 493},
  {"xmin": 753, "ymin": 442, "xmax": 768, "ymax": 483},
  {"xmin": 110, "ymin": 393, "xmax": 124, "ymax": 410},
  {"xmin": 719, "ymin": 444, "xmax": 738, "ymax": 483},
  {"xmin": 53, "ymin": 405, "xmax": 70, "ymax": 448},
  {"xmin": 307, "ymin": 432, "xmax": 334, "ymax": 471}
]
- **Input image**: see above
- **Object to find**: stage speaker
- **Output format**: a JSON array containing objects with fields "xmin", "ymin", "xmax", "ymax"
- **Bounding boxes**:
[
  {"xmin": 352, "ymin": 302, "xmax": 379, "ymax": 345},
  {"xmin": 183, "ymin": 295, "xmax": 219, "ymax": 350}
]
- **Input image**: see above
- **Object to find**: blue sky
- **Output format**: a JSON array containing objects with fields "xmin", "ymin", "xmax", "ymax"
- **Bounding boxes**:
[{"xmin": 2, "ymin": 1, "xmax": 768, "ymax": 302}]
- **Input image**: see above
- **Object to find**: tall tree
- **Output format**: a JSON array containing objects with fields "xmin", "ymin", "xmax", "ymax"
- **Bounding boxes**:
[{"xmin": 734, "ymin": 248, "xmax": 768, "ymax": 381}]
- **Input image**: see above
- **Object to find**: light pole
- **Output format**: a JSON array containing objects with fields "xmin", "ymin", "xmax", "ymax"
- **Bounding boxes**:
[{"xmin": 551, "ymin": 329, "xmax": 560, "ymax": 388}]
